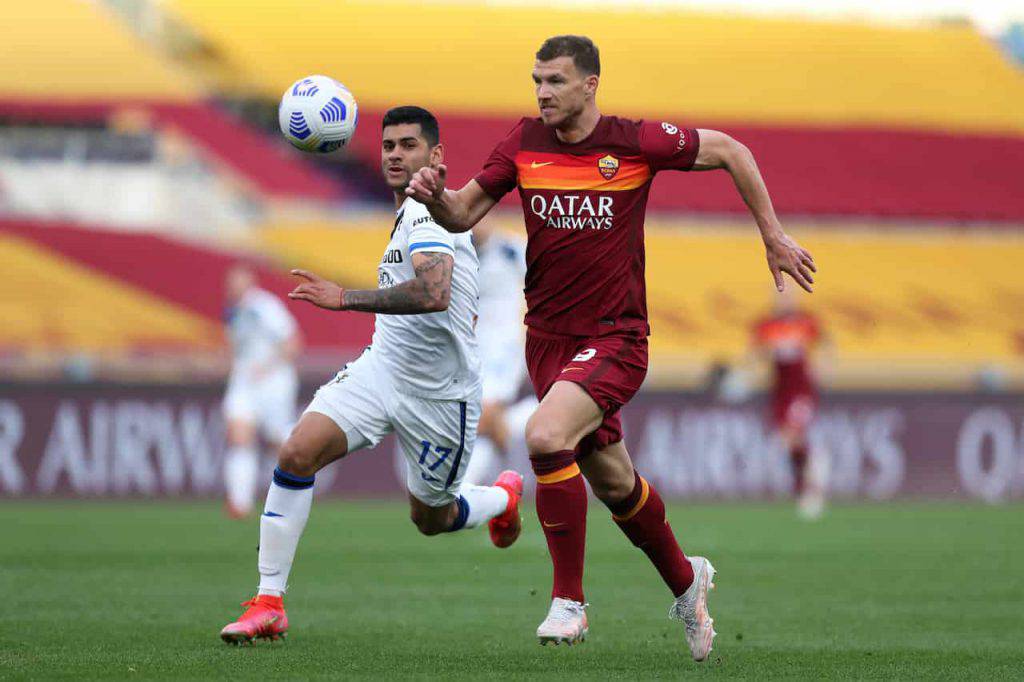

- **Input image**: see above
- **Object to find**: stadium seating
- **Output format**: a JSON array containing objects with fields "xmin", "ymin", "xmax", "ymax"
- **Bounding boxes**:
[
  {"xmin": 164, "ymin": 1, "xmax": 1024, "ymax": 132},
  {"xmin": 1, "ymin": 1, "xmax": 1020, "ymax": 384},
  {"xmin": 348, "ymin": 111, "xmax": 1024, "ymax": 222},
  {"xmin": 257, "ymin": 215, "xmax": 1024, "ymax": 373},
  {"xmin": 162, "ymin": 1, "xmax": 1024, "ymax": 221},
  {"xmin": 0, "ymin": 0, "xmax": 345, "ymax": 202},
  {"xmin": 0, "ymin": 220, "xmax": 375, "ymax": 356},
  {"xmin": 0, "ymin": 233, "xmax": 218, "ymax": 354}
]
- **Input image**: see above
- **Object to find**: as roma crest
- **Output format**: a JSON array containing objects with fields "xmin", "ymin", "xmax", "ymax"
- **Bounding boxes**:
[{"xmin": 597, "ymin": 155, "xmax": 619, "ymax": 180}]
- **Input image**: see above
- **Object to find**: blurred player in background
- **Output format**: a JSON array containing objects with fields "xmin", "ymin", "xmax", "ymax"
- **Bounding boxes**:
[
  {"xmin": 751, "ymin": 289, "xmax": 830, "ymax": 518},
  {"xmin": 408, "ymin": 35, "xmax": 816, "ymax": 658},
  {"xmin": 222, "ymin": 265, "xmax": 301, "ymax": 518},
  {"xmin": 461, "ymin": 219, "xmax": 537, "ymax": 486},
  {"xmin": 220, "ymin": 106, "xmax": 522, "ymax": 645}
]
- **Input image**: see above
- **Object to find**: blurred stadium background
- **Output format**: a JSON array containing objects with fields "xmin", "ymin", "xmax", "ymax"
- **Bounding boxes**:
[
  {"xmin": 3, "ymin": 2, "xmax": 1024, "ymax": 678},
  {"xmin": 2, "ymin": 0, "xmax": 1021, "ymax": 503}
]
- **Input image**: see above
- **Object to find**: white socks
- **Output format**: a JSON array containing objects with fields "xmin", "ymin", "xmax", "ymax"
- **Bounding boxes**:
[
  {"xmin": 257, "ymin": 469, "xmax": 314, "ymax": 595},
  {"xmin": 252, "ymin": 470, "xmax": 508, "ymax": 596},
  {"xmin": 459, "ymin": 484, "xmax": 510, "ymax": 529},
  {"xmin": 224, "ymin": 445, "xmax": 258, "ymax": 513}
]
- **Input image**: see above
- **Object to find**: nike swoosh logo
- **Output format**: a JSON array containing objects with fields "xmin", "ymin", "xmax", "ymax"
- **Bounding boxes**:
[
  {"xmin": 531, "ymin": 161, "xmax": 555, "ymax": 168},
  {"xmin": 542, "ymin": 521, "xmax": 567, "ymax": 528},
  {"xmin": 560, "ymin": 367, "xmax": 583, "ymax": 373}
]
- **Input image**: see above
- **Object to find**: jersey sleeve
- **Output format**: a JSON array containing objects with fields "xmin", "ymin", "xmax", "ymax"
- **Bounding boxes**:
[
  {"xmin": 406, "ymin": 207, "xmax": 456, "ymax": 256},
  {"xmin": 637, "ymin": 121, "xmax": 700, "ymax": 172},
  {"xmin": 472, "ymin": 119, "xmax": 525, "ymax": 201}
]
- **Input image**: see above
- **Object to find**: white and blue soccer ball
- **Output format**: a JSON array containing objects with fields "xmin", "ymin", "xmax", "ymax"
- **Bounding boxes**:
[{"xmin": 278, "ymin": 75, "xmax": 358, "ymax": 153}]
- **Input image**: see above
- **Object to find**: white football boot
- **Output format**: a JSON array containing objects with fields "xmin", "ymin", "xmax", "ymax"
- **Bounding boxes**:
[
  {"xmin": 669, "ymin": 556, "xmax": 717, "ymax": 661},
  {"xmin": 536, "ymin": 597, "xmax": 588, "ymax": 646}
]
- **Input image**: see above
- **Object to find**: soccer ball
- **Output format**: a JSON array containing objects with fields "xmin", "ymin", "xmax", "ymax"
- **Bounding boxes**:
[{"xmin": 278, "ymin": 75, "xmax": 358, "ymax": 153}]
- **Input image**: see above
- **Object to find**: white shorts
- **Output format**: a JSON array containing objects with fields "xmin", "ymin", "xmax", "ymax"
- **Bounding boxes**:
[
  {"xmin": 305, "ymin": 352, "xmax": 480, "ymax": 507},
  {"xmin": 223, "ymin": 368, "xmax": 298, "ymax": 444}
]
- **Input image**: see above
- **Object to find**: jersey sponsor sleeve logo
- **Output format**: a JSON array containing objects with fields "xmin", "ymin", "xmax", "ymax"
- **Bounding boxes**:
[
  {"xmin": 597, "ymin": 155, "xmax": 620, "ymax": 180},
  {"xmin": 661, "ymin": 122, "xmax": 679, "ymax": 135}
]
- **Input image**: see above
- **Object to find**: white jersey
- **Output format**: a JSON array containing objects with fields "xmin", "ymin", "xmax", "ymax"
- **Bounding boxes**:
[
  {"xmin": 475, "ymin": 231, "xmax": 527, "ymax": 360},
  {"xmin": 369, "ymin": 197, "xmax": 480, "ymax": 400},
  {"xmin": 474, "ymin": 231, "xmax": 529, "ymax": 403},
  {"xmin": 225, "ymin": 287, "xmax": 298, "ymax": 382}
]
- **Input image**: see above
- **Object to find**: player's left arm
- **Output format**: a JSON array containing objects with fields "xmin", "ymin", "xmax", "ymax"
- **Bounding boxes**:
[
  {"xmin": 288, "ymin": 253, "xmax": 454, "ymax": 315},
  {"xmin": 692, "ymin": 129, "xmax": 817, "ymax": 293}
]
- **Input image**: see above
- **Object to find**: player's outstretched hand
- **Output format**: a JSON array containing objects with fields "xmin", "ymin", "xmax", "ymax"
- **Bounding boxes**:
[
  {"xmin": 405, "ymin": 164, "xmax": 447, "ymax": 205},
  {"xmin": 288, "ymin": 269, "xmax": 345, "ymax": 310},
  {"xmin": 766, "ymin": 233, "xmax": 816, "ymax": 293}
]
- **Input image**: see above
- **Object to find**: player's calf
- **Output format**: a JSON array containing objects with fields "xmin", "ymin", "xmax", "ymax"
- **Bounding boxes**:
[
  {"xmin": 604, "ymin": 469, "xmax": 696, "ymax": 597},
  {"xmin": 407, "ymin": 483, "xmax": 517, "ymax": 539},
  {"xmin": 409, "ymin": 496, "xmax": 461, "ymax": 536}
]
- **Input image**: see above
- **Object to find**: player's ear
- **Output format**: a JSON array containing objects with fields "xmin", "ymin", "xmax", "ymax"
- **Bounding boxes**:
[
  {"xmin": 430, "ymin": 142, "xmax": 444, "ymax": 167},
  {"xmin": 584, "ymin": 74, "xmax": 599, "ymax": 98}
]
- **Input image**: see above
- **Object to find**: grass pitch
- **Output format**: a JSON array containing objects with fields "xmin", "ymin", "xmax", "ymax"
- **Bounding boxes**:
[{"xmin": 1, "ymin": 500, "xmax": 1021, "ymax": 680}]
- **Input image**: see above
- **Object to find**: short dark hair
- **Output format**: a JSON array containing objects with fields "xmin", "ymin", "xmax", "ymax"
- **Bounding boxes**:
[
  {"xmin": 382, "ymin": 106, "xmax": 439, "ymax": 146},
  {"xmin": 536, "ymin": 35, "xmax": 600, "ymax": 76}
]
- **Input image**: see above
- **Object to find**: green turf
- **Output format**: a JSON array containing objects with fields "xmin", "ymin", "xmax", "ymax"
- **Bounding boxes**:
[{"xmin": 1, "ymin": 500, "xmax": 1021, "ymax": 680}]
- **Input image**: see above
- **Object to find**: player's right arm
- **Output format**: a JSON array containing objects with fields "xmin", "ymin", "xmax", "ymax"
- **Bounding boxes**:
[
  {"xmin": 288, "ymin": 253, "xmax": 454, "ymax": 315},
  {"xmin": 405, "ymin": 168, "xmax": 497, "ymax": 233},
  {"xmin": 406, "ymin": 119, "xmax": 524, "ymax": 233}
]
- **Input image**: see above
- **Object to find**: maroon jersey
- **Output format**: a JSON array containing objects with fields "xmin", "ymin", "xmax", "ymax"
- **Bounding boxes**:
[
  {"xmin": 474, "ymin": 116, "xmax": 700, "ymax": 336},
  {"xmin": 753, "ymin": 311, "xmax": 822, "ymax": 399}
]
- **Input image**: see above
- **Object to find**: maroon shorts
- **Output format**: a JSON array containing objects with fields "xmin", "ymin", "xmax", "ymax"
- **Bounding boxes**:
[
  {"xmin": 772, "ymin": 392, "xmax": 818, "ymax": 432},
  {"xmin": 525, "ymin": 327, "xmax": 649, "ymax": 454}
]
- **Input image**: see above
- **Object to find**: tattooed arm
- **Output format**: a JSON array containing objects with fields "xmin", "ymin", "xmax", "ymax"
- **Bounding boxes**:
[{"xmin": 288, "ymin": 252, "xmax": 454, "ymax": 315}]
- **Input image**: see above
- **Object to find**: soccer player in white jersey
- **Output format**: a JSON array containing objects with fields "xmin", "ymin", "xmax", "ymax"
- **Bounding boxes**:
[
  {"xmin": 222, "ymin": 265, "xmax": 301, "ymax": 518},
  {"xmin": 220, "ymin": 106, "xmax": 524, "ymax": 645},
  {"xmin": 461, "ymin": 220, "xmax": 538, "ymax": 486}
]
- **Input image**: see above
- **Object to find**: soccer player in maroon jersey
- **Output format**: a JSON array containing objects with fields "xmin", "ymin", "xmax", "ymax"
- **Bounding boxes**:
[
  {"xmin": 406, "ymin": 35, "xmax": 816, "ymax": 658},
  {"xmin": 752, "ymin": 290, "xmax": 829, "ymax": 518}
]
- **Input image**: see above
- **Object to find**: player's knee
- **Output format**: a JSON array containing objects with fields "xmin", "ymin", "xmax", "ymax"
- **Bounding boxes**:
[
  {"xmin": 276, "ymin": 439, "xmax": 318, "ymax": 478},
  {"xmin": 525, "ymin": 416, "xmax": 571, "ymax": 455}
]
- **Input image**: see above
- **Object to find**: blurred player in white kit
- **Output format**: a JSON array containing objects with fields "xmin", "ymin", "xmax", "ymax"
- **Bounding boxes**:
[
  {"xmin": 222, "ymin": 265, "xmax": 302, "ymax": 518},
  {"xmin": 461, "ymin": 220, "xmax": 538, "ymax": 486}
]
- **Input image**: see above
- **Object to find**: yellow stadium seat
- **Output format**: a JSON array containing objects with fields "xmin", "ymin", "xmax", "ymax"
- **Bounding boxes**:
[
  {"xmin": 256, "ymin": 214, "xmax": 1024, "ymax": 377},
  {"xmin": 0, "ymin": 235, "xmax": 219, "ymax": 353},
  {"xmin": 167, "ymin": 0, "xmax": 1024, "ymax": 134},
  {"xmin": 2, "ymin": 0, "xmax": 199, "ymax": 100}
]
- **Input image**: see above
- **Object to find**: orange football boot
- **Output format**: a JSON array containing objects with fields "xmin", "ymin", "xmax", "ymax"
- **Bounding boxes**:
[
  {"xmin": 489, "ymin": 470, "xmax": 524, "ymax": 548},
  {"xmin": 220, "ymin": 595, "xmax": 289, "ymax": 645}
]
